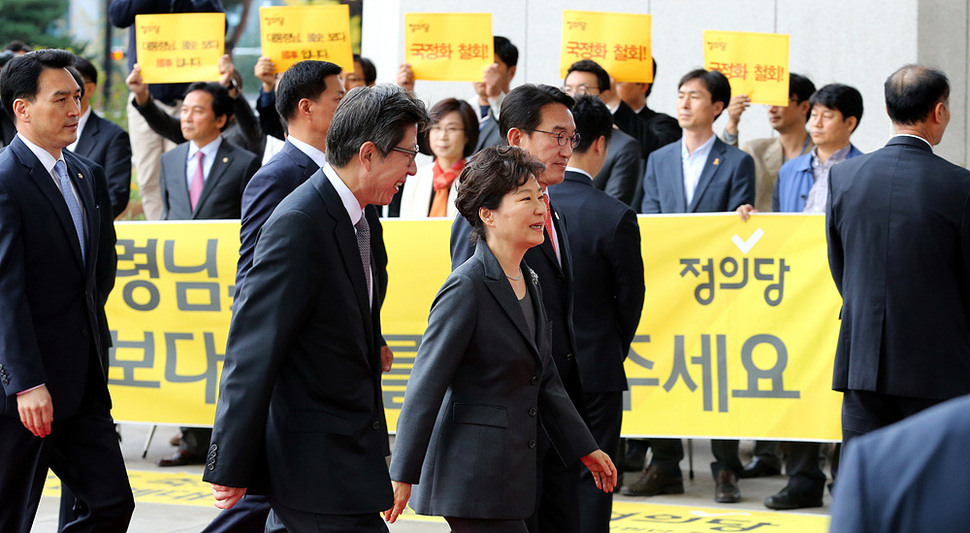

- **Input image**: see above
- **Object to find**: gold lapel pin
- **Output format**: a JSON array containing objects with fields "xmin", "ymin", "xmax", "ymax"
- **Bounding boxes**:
[
  {"xmin": 222, "ymin": 157, "xmax": 229, "ymax": 163},
  {"xmin": 713, "ymin": 158, "xmax": 720, "ymax": 166}
]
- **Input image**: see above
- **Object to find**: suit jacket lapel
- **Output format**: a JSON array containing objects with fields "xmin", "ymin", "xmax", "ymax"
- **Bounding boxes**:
[
  {"xmin": 668, "ymin": 148, "xmax": 687, "ymax": 212},
  {"xmin": 689, "ymin": 139, "xmax": 725, "ymax": 212},
  {"xmin": 314, "ymin": 172, "xmax": 375, "ymax": 355},
  {"xmin": 13, "ymin": 139, "xmax": 86, "ymax": 268},
  {"xmin": 537, "ymin": 201, "xmax": 565, "ymax": 274},
  {"xmin": 763, "ymin": 140, "xmax": 783, "ymax": 180},
  {"xmin": 170, "ymin": 144, "xmax": 193, "ymax": 215},
  {"xmin": 478, "ymin": 243, "xmax": 539, "ymax": 357},
  {"xmin": 193, "ymin": 140, "xmax": 230, "ymax": 218}
]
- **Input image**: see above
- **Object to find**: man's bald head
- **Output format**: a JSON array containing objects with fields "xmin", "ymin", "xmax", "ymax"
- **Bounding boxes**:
[{"xmin": 885, "ymin": 65, "xmax": 949, "ymax": 126}]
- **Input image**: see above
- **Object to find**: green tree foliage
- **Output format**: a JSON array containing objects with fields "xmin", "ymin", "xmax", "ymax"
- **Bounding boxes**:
[{"xmin": 0, "ymin": 0, "xmax": 84, "ymax": 51}]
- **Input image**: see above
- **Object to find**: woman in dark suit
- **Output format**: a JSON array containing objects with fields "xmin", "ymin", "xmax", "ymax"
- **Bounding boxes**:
[{"xmin": 384, "ymin": 146, "xmax": 617, "ymax": 532}]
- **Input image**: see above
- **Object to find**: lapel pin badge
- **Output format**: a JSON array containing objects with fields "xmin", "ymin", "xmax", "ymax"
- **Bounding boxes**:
[
  {"xmin": 713, "ymin": 158, "xmax": 720, "ymax": 166},
  {"xmin": 222, "ymin": 157, "xmax": 229, "ymax": 163}
]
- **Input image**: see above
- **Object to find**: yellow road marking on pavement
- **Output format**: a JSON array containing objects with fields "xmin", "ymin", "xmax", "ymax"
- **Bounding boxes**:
[{"xmin": 43, "ymin": 471, "xmax": 829, "ymax": 532}]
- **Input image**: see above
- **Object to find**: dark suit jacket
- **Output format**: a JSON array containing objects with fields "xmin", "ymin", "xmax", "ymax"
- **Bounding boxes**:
[
  {"xmin": 549, "ymin": 171, "xmax": 644, "ymax": 393},
  {"xmin": 830, "ymin": 393, "xmax": 970, "ymax": 532},
  {"xmin": 640, "ymin": 136, "xmax": 755, "ymax": 214},
  {"xmin": 204, "ymin": 168, "xmax": 391, "ymax": 514},
  {"xmin": 236, "ymin": 140, "xmax": 319, "ymax": 287},
  {"xmin": 159, "ymin": 138, "xmax": 259, "ymax": 220},
  {"xmin": 614, "ymin": 101, "xmax": 663, "ymax": 160},
  {"xmin": 389, "ymin": 242, "xmax": 596, "ymax": 519},
  {"xmin": 72, "ymin": 111, "xmax": 131, "ymax": 217},
  {"xmin": 451, "ymin": 205, "xmax": 587, "ymax": 422},
  {"xmin": 0, "ymin": 109, "xmax": 16, "ymax": 147},
  {"xmin": 827, "ymin": 136, "xmax": 970, "ymax": 400},
  {"xmin": 474, "ymin": 108, "xmax": 503, "ymax": 154},
  {"xmin": 592, "ymin": 128, "xmax": 641, "ymax": 207},
  {"xmin": 0, "ymin": 137, "xmax": 116, "ymax": 420}
]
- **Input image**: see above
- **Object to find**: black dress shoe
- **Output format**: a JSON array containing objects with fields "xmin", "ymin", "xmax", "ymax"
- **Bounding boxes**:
[
  {"xmin": 764, "ymin": 487, "xmax": 823, "ymax": 510},
  {"xmin": 740, "ymin": 457, "xmax": 781, "ymax": 479},
  {"xmin": 621, "ymin": 464, "xmax": 684, "ymax": 496},
  {"xmin": 157, "ymin": 450, "xmax": 204, "ymax": 467},
  {"xmin": 714, "ymin": 470, "xmax": 741, "ymax": 503}
]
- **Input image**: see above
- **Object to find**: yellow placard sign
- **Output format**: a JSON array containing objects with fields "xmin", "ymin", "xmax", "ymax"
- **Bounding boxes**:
[
  {"xmin": 404, "ymin": 13, "xmax": 493, "ymax": 82},
  {"xmin": 134, "ymin": 13, "xmax": 224, "ymax": 84},
  {"xmin": 259, "ymin": 5, "xmax": 354, "ymax": 73},
  {"xmin": 703, "ymin": 30, "xmax": 790, "ymax": 106},
  {"xmin": 560, "ymin": 10, "xmax": 652, "ymax": 83},
  {"xmin": 106, "ymin": 217, "xmax": 842, "ymax": 443}
]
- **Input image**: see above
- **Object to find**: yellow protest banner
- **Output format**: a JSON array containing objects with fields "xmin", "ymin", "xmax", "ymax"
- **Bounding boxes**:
[
  {"xmin": 259, "ymin": 5, "xmax": 354, "ymax": 72},
  {"xmin": 560, "ymin": 10, "xmax": 652, "ymax": 83},
  {"xmin": 106, "ymin": 216, "xmax": 842, "ymax": 441},
  {"xmin": 134, "ymin": 13, "xmax": 224, "ymax": 84},
  {"xmin": 622, "ymin": 214, "xmax": 842, "ymax": 441},
  {"xmin": 703, "ymin": 30, "xmax": 790, "ymax": 106},
  {"xmin": 403, "ymin": 13, "xmax": 493, "ymax": 82}
]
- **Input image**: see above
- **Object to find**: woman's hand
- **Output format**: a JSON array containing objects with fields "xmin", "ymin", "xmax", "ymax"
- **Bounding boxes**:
[
  {"xmin": 383, "ymin": 480, "xmax": 411, "ymax": 523},
  {"xmin": 580, "ymin": 449, "xmax": 618, "ymax": 493}
]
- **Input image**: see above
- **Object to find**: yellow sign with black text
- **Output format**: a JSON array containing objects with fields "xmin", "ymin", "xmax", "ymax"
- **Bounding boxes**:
[
  {"xmin": 134, "ymin": 13, "xmax": 225, "ymax": 84},
  {"xmin": 560, "ymin": 10, "xmax": 653, "ymax": 83},
  {"xmin": 703, "ymin": 30, "xmax": 790, "ymax": 106},
  {"xmin": 259, "ymin": 5, "xmax": 354, "ymax": 72},
  {"xmin": 403, "ymin": 13, "xmax": 493, "ymax": 81},
  {"xmin": 106, "ymin": 216, "xmax": 842, "ymax": 441}
]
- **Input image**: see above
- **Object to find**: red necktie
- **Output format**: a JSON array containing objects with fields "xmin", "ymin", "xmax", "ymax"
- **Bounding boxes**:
[
  {"xmin": 543, "ymin": 194, "xmax": 558, "ymax": 257},
  {"xmin": 189, "ymin": 151, "xmax": 204, "ymax": 211}
]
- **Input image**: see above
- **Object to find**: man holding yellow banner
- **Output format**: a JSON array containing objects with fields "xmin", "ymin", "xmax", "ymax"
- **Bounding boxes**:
[{"xmin": 630, "ymin": 68, "xmax": 754, "ymax": 504}]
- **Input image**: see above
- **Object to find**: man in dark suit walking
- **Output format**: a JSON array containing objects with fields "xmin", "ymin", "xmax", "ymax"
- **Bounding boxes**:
[
  {"xmin": 0, "ymin": 49, "xmax": 133, "ymax": 532},
  {"xmin": 204, "ymin": 84, "xmax": 428, "ymax": 532},
  {"xmin": 204, "ymin": 59, "xmax": 345, "ymax": 533},
  {"xmin": 827, "ymin": 65, "xmax": 970, "ymax": 448},
  {"xmin": 68, "ymin": 56, "xmax": 131, "ymax": 218},
  {"xmin": 451, "ymin": 84, "xmax": 588, "ymax": 533},
  {"xmin": 549, "ymin": 95, "xmax": 644, "ymax": 533},
  {"xmin": 627, "ymin": 68, "xmax": 754, "ymax": 503},
  {"xmin": 158, "ymin": 82, "xmax": 259, "ymax": 221}
]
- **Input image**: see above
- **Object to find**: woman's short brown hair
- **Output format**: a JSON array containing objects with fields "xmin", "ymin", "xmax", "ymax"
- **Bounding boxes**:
[{"xmin": 455, "ymin": 146, "xmax": 545, "ymax": 243}]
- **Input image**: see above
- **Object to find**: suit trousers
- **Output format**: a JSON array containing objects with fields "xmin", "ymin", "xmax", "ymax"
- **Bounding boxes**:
[
  {"xmin": 0, "ymin": 374, "xmax": 133, "ymax": 532},
  {"xmin": 267, "ymin": 496, "xmax": 387, "ymax": 533},
  {"xmin": 577, "ymin": 392, "xmax": 622, "ymax": 533},
  {"xmin": 447, "ymin": 516, "xmax": 530, "ymax": 533},
  {"xmin": 841, "ymin": 390, "xmax": 943, "ymax": 455},
  {"xmin": 127, "ymin": 96, "xmax": 178, "ymax": 221},
  {"xmin": 526, "ymin": 424, "xmax": 582, "ymax": 533},
  {"xmin": 650, "ymin": 439, "xmax": 742, "ymax": 477}
]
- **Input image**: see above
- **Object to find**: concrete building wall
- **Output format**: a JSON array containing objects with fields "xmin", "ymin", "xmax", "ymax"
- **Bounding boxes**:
[{"xmin": 364, "ymin": 0, "xmax": 970, "ymax": 164}]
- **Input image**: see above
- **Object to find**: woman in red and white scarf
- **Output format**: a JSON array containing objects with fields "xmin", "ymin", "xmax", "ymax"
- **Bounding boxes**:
[{"xmin": 397, "ymin": 98, "xmax": 479, "ymax": 218}]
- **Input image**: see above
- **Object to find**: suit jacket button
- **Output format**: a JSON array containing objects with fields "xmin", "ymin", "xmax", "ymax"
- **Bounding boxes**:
[
  {"xmin": 528, "ymin": 407, "xmax": 537, "ymax": 417},
  {"xmin": 530, "ymin": 376, "xmax": 538, "ymax": 386},
  {"xmin": 81, "ymin": 328, "xmax": 89, "ymax": 337},
  {"xmin": 528, "ymin": 440, "xmax": 536, "ymax": 449},
  {"xmin": 372, "ymin": 421, "xmax": 380, "ymax": 430},
  {"xmin": 557, "ymin": 273, "xmax": 564, "ymax": 282},
  {"xmin": 565, "ymin": 352, "xmax": 574, "ymax": 361},
  {"xmin": 207, "ymin": 464, "xmax": 215, "ymax": 470}
]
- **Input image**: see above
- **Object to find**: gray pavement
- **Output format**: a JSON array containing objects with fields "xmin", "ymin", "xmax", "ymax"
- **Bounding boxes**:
[{"xmin": 30, "ymin": 424, "xmax": 831, "ymax": 532}]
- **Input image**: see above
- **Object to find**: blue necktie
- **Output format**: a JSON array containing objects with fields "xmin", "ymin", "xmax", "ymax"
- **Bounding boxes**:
[{"xmin": 54, "ymin": 160, "xmax": 86, "ymax": 266}]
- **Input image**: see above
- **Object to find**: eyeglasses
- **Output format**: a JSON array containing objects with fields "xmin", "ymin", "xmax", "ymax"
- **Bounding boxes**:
[
  {"xmin": 561, "ymin": 84, "xmax": 600, "ymax": 96},
  {"xmin": 390, "ymin": 145, "xmax": 419, "ymax": 165},
  {"xmin": 429, "ymin": 125, "xmax": 465, "ymax": 135},
  {"xmin": 525, "ymin": 128, "xmax": 582, "ymax": 149}
]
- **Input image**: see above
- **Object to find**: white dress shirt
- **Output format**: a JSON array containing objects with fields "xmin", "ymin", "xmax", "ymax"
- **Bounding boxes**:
[
  {"xmin": 324, "ymin": 162, "xmax": 373, "ymax": 305},
  {"xmin": 681, "ymin": 133, "xmax": 716, "ymax": 205},
  {"xmin": 185, "ymin": 136, "xmax": 222, "ymax": 190}
]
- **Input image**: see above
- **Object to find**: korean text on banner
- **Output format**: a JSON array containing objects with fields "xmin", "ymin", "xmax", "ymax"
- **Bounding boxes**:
[
  {"xmin": 404, "ymin": 13, "xmax": 493, "ymax": 82},
  {"xmin": 560, "ymin": 10, "xmax": 652, "ymax": 83},
  {"xmin": 703, "ymin": 30, "xmax": 790, "ymax": 106},
  {"xmin": 135, "ymin": 13, "xmax": 224, "ymax": 84},
  {"xmin": 259, "ymin": 5, "xmax": 354, "ymax": 72},
  {"xmin": 621, "ymin": 214, "xmax": 842, "ymax": 441},
  {"xmin": 105, "ymin": 217, "xmax": 842, "ymax": 441}
]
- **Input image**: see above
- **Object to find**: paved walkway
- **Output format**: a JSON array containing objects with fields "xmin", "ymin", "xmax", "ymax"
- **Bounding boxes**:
[{"xmin": 30, "ymin": 424, "xmax": 832, "ymax": 532}]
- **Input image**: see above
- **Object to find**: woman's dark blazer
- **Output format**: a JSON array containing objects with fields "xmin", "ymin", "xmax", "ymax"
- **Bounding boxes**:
[{"xmin": 389, "ymin": 240, "xmax": 597, "ymax": 519}]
